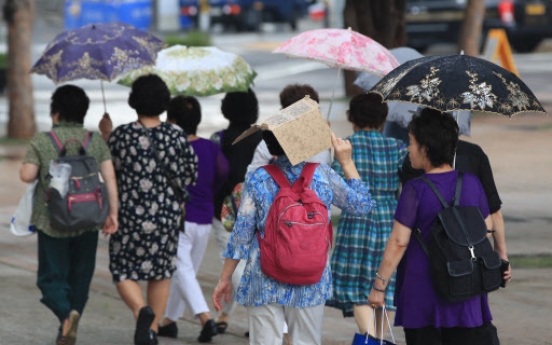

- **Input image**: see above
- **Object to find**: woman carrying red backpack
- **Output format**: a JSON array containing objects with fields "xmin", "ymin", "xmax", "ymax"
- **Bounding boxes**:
[{"xmin": 213, "ymin": 130, "xmax": 375, "ymax": 345}]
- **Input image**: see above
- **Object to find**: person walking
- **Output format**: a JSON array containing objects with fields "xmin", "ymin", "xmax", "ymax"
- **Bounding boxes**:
[
  {"xmin": 106, "ymin": 75, "xmax": 198, "ymax": 345},
  {"xmin": 157, "ymin": 96, "xmax": 229, "ymax": 342},
  {"xmin": 368, "ymin": 108, "xmax": 508, "ymax": 345},
  {"xmin": 213, "ymin": 130, "xmax": 376, "ymax": 345},
  {"xmin": 210, "ymin": 89, "xmax": 263, "ymax": 334},
  {"xmin": 20, "ymin": 85, "xmax": 118, "ymax": 345},
  {"xmin": 327, "ymin": 93, "xmax": 407, "ymax": 338}
]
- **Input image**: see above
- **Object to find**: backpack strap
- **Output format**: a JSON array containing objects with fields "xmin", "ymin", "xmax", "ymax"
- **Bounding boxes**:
[
  {"xmin": 48, "ymin": 131, "xmax": 92, "ymax": 156},
  {"xmin": 294, "ymin": 162, "xmax": 318, "ymax": 190},
  {"xmin": 263, "ymin": 164, "xmax": 291, "ymax": 188},
  {"xmin": 415, "ymin": 171, "xmax": 467, "ymax": 259},
  {"xmin": 48, "ymin": 131, "xmax": 64, "ymax": 155},
  {"xmin": 453, "ymin": 171, "xmax": 464, "ymax": 207},
  {"xmin": 419, "ymin": 176, "xmax": 450, "ymax": 209}
]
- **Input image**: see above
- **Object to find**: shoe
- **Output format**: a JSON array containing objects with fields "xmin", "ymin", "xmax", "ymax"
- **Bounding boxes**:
[
  {"xmin": 157, "ymin": 321, "xmax": 178, "ymax": 338},
  {"xmin": 150, "ymin": 330, "xmax": 159, "ymax": 345},
  {"xmin": 134, "ymin": 306, "xmax": 156, "ymax": 345},
  {"xmin": 197, "ymin": 319, "xmax": 218, "ymax": 343},
  {"xmin": 215, "ymin": 321, "xmax": 228, "ymax": 334},
  {"xmin": 56, "ymin": 310, "xmax": 80, "ymax": 345}
]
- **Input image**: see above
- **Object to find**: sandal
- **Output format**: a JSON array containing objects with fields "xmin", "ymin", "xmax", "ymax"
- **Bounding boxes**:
[{"xmin": 216, "ymin": 321, "xmax": 228, "ymax": 334}]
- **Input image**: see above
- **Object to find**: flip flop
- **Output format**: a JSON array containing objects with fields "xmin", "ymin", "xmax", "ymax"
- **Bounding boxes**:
[{"xmin": 215, "ymin": 321, "xmax": 228, "ymax": 334}]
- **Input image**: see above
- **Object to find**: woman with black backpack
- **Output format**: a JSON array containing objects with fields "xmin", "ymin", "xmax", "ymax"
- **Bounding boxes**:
[{"xmin": 368, "ymin": 109, "xmax": 507, "ymax": 345}]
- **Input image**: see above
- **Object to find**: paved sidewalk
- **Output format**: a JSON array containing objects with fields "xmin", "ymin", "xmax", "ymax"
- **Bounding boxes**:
[{"xmin": 1, "ymin": 113, "xmax": 551, "ymax": 344}]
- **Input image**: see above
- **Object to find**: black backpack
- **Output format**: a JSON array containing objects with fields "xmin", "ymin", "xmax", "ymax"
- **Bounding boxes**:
[
  {"xmin": 414, "ymin": 172, "xmax": 502, "ymax": 302},
  {"xmin": 47, "ymin": 131, "xmax": 109, "ymax": 232}
]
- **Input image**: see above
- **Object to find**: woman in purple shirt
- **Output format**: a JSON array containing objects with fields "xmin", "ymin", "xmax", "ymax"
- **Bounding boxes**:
[
  {"xmin": 158, "ymin": 96, "xmax": 229, "ymax": 343},
  {"xmin": 368, "ymin": 109, "xmax": 494, "ymax": 345}
]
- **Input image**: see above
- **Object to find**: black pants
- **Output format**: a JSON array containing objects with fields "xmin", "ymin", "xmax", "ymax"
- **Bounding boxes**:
[
  {"xmin": 404, "ymin": 322, "xmax": 499, "ymax": 345},
  {"xmin": 37, "ymin": 230, "xmax": 98, "ymax": 323}
]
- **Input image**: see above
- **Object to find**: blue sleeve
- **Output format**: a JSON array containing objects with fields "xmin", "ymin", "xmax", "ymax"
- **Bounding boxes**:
[{"xmin": 322, "ymin": 165, "xmax": 376, "ymax": 216}]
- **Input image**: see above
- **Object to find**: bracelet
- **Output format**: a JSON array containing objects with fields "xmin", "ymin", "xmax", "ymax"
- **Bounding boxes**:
[
  {"xmin": 376, "ymin": 272, "xmax": 389, "ymax": 285},
  {"xmin": 372, "ymin": 286, "xmax": 386, "ymax": 293}
]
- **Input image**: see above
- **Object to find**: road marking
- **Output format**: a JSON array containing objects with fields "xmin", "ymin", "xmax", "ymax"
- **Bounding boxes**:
[{"xmin": 254, "ymin": 61, "xmax": 329, "ymax": 82}]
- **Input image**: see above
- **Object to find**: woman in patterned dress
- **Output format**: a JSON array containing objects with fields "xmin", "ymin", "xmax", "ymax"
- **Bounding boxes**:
[
  {"xmin": 107, "ymin": 75, "xmax": 198, "ymax": 345},
  {"xmin": 327, "ymin": 93, "xmax": 407, "ymax": 338}
]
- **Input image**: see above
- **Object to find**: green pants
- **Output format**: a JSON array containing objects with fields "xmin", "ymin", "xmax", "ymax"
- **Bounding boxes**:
[{"xmin": 37, "ymin": 230, "xmax": 99, "ymax": 323}]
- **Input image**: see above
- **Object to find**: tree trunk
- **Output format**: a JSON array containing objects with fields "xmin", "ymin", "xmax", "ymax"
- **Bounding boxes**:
[
  {"xmin": 3, "ymin": 0, "xmax": 36, "ymax": 139},
  {"xmin": 458, "ymin": 0, "xmax": 486, "ymax": 56},
  {"xmin": 342, "ymin": 0, "xmax": 407, "ymax": 96}
]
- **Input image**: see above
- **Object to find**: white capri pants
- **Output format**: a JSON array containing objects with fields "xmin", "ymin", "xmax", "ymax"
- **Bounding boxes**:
[
  {"xmin": 165, "ymin": 222, "xmax": 211, "ymax": 320},
  {"xmin": 248, "ymin": 303, "xmax": 325, "ymax": 345}
]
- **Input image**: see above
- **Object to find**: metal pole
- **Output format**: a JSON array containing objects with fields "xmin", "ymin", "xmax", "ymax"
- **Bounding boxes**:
[
  {"xmin": 100, "ymin": 80, "xmax": 107, "ymax": 114},
  {"xmin": 327, "ymin": 68, "xmax": 341, "ymax": 121}
]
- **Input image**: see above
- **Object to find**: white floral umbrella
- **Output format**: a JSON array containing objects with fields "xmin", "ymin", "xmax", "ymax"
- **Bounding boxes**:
[{"xmin": 118, "ymin": 45, "xmax": 257, "ymax": 97}]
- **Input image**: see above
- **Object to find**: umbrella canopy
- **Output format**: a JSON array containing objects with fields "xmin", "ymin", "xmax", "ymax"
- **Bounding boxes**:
[
  {"xmin": 355, "ymin": 47, "xmax": 472, "ymax": 136},
  {"xmin": 355, "ymin": 47, "xmax": 424, "ymax": 91},
  {"xmin": 272, "ymin": 28, "xmax": 399, "ymax": 76},
  {"xmin": 370, "ymin": 54, "xmax": 546, "ymax": 117},
  {"xmin": 30, "ymin": 22, "xmax": 165, "ymax": 84},
  {"xmin": 117, "ymin": 45, "xmax": 257, "ymax": 97}
]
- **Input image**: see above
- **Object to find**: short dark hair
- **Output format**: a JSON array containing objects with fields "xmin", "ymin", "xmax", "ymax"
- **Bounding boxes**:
[
  {"xmin": 128, "ymin": 74, "xmax": 171, "ymax": 116},
  {"xmin": 50, "ymin": 85, "xmax": 89, "ymax": 124},
  {"xmin": 408, "ymin": 108, "xmax": 459, "ymax": 167},
  {"xmin": 262, "ymin": 130, "xmax": 286, "ymax": 157},
  {"xmin": 221, "ymin": 88, "xmax": 259, "ymax": 125},
  {"xmin": 347, "ymin": 93, "xmax": 388, "ymax": 129},
  {"xmin": 167, "ymin": 96, "xmax": 201, "ymax": 135},
  {"xmin": 279, "ymin": 84, "xmax": 319, "ymax": 108}
]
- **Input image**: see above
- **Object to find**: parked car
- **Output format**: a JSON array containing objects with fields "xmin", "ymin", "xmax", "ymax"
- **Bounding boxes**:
[
  {"xmin": 209, "ymin": 0, "xmax": 314, "ymax": 31},
  {"xmin": 406, "ymin": 0, "xmax": 552, "ymax": 53}
]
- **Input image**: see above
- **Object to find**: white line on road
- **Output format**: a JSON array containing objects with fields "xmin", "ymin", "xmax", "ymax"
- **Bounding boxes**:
[{"xmin": 254, "ymin": 61, "xmax": 330, "ymax": 82}]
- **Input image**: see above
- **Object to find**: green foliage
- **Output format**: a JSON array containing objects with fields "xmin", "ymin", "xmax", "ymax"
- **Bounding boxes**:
[
  {"xmin": 510, "ymin": 255, "xmax": 552, "ymax": 269},
  {"xmin": 0, "ymin": 53, "xmax": 7, "ymax": 68},
  {"xmin": 0, "ymin": 136, "xmax": 30, "ymax": 145},
  {"xmin": 165, "ymin": 31, "xmax": 212, "ymax": 48}
]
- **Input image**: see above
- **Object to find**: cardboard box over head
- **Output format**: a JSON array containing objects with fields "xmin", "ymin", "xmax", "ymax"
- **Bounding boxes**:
[{"xmin": 233, "ymin": 96, "xmax": 332, "ymax": 166}]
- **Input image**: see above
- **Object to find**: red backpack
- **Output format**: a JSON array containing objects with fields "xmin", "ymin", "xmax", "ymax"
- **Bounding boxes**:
[{"xmin": 258, "ymin": 163, "xmax": 332, "ymax": 285}]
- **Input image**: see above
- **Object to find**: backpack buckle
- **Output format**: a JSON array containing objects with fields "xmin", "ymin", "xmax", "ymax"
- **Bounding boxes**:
[{"xmin": 468, "ymin": 246, "xmax": 477, "ymax": 261}]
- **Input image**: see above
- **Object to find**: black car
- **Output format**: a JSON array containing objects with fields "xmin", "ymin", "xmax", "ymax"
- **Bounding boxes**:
[{"xmin": 406, "ymin": 0, "xmax": 552, "ymax": 53}]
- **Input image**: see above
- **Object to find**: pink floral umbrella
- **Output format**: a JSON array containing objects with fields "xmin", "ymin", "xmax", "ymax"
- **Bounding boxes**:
[{"xmin": 273, "ymin": 28, "xmax": 399, "ymax": 118}]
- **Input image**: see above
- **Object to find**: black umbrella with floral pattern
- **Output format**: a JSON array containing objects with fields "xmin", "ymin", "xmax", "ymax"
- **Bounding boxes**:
[{"xmin": 369, "ymin": 54, "xmax": 547, "ymax": 117}]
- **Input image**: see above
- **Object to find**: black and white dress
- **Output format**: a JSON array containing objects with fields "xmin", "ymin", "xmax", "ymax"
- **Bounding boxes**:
[{"xmin": 108, "ymin": 122, "xmax": 197, "ymax": 282}]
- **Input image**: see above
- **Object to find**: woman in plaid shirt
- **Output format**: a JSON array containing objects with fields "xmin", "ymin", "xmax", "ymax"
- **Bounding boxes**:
[{"xmin": 327, "ymin": 93, "xmax": 408, "ymax": 338}]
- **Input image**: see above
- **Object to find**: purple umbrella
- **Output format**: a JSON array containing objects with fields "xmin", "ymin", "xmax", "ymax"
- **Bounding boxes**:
[{"xmin": 30, "ymin": 22, "xmax": 166, "ymax": 112}]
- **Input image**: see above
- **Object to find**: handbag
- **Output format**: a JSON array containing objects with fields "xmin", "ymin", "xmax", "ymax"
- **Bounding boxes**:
[
  {"xmin": 138, "ymin": 121, "xmax": 190, "ymax": 230},
  {"xmin": 10, "ymin": 181, "xmax": 38, "ymax": 236},
  {"xmin": 352, "ymin": 305, "xmax": 396, "ymax": 345}
]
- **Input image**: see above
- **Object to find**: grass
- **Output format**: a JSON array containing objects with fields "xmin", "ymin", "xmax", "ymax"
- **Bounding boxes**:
[
  {"xmin": 509, "ymin": 255, "xmax": 552, "ymax": 269},
  {"xmin": 0, "ymin": 137, "xmax": 30, "ymax": 145},
  {"xmin": 165, "ymin": 31, "xmax": 212, "ymax": 47},
  {"xmin": 0, "ymin": 53, "xmax": 6, "ymax": 68}
]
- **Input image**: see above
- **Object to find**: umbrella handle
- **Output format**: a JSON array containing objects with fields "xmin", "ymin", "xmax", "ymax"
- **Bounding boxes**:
[
  {"xmin": 100, "ymin": 80, "xmax": 107, "ymax": 114},
  {"xmin": 326, "ymin": 68, "xmax": 341, "ymax": 121}
]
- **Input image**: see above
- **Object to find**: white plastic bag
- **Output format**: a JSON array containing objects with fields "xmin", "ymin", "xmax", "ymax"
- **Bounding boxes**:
[
  {"xmin": 10, "ymin": 181, "xmax": 38, "ymax": 236},
  {"xmin": 48, "ymin": 160, "xmax": 72, "ymax": 198}
]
